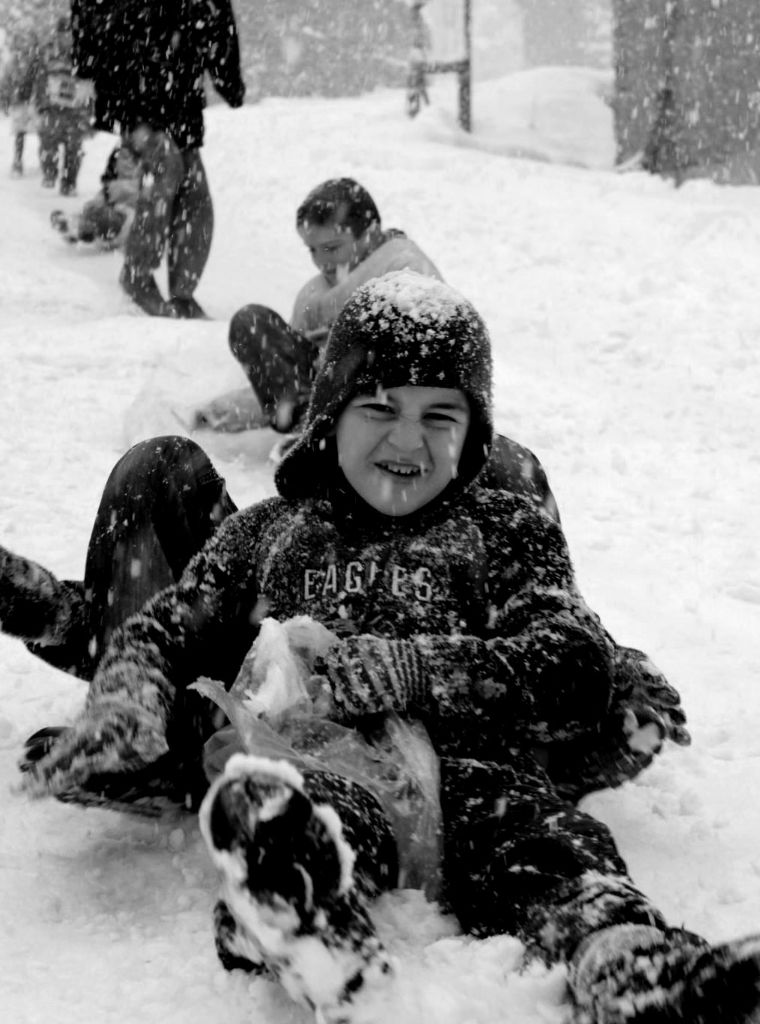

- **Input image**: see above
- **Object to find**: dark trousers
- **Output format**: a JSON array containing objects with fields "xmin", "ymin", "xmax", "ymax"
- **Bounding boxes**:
[
  {"xmin": 282, "ymin": 752, "xmax": 664, "ymax": 968},
  {"xmin": 228, "ymin": 305, "xmax": 320, "ymax": 423},
  {"xmin": 125, "ymin": 136, "xmax": 213, "ymax": 300},
  {"xmin": 38, "ymin": 108, "xmax": 87, "ymax": 189},
  {"xmin": 26, "ymin": 437, "xmax": 236, "ymax": 680}
]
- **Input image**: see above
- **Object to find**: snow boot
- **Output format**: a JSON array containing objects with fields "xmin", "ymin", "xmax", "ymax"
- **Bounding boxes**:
[
  {"xmin": 570, "ymin": 922, "xmax": 760, "ymax": 1023},
  {"xmin": 120, "ymin": 265, "xmax": 176, "ymax": 318},
  {"xmin": 169, "ymin": 296, "xmax": 209, "ymax": 320},
  {"xmin": 200, "ymin": 755, "xmax": 393, "ymax": 1020}
]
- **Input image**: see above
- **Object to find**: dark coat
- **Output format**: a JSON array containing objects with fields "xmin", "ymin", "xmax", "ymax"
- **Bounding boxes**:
[
  {"xmin": 70, "ymin": 0, "xmax": 245, "ymax": 149},
  {"xmin": 88, "ymin": 274, "xmax": 614, "ymax": 768}
]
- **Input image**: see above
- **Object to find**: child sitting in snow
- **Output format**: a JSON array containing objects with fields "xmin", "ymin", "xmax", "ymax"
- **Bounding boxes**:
[
  {"xmin": 194, "ymin": 176, "xmax": 442, "ymax": 434},
  {"xmin": 8, "ymin": 271, "xmax": 737, "ymax": 1024},
  {"xmin": 50, "ymin": 143, "xmax": 140, "ymax": 248}
]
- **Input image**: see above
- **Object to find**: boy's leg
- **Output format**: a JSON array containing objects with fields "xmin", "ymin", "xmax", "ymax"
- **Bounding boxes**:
[
  {"xmin": 166, "ymin": 150, "xmax": 213, "ymax": 318},
  {"xmin": 2, "ymin": 436, "xmax": 235, "ymax": 681},
  {"xmin": 15, "ymin": 437, "xmax": 236, "ymax": 811},
  {"xmin": 482, "ymin": 433, "xmax": 560, "ymax": 523},
  {"xmin": 81, "ymin": 435, "xmax": 236, "ymax": 666},
  {"xmin": 228, "ymin": 305, "xmax": 317, "ymax": 429},
  {"xmin": 440, "ymin": 755, "xmax": 760, "ymax": 1023},
  {"xmin": 200, "ymin": 756, "xmax": 395, "ymax": 1015},
  {"xmin": 440, "ymin": 755, "xmax": 664, "ymax": 951}
]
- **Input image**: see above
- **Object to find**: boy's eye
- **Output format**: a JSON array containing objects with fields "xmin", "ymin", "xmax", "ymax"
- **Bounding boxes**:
[
  {"xmin": 423, "ymin": 411, "xmax": 466, "ymax": 430},
  {"xmin": 360, "ymin": 403, "xmax": 396, "ymax": 420},
  {"xmin": 424, "ymin": 411, "xmax": 458, "ymax": 425}
]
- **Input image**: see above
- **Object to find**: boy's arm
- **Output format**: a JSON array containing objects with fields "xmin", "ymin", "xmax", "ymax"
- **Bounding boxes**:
[
  {"xmin": 290, "ymin": 274, "xmax": 332, "ymax": 334},
  {"xmin": 307, "ymin": 237, "xmax": 443, "ymax": 329},
  {"xmin": 24, "ymin": 506, "xmax": 275, "ymax": 794},
  {"xmin": 291, "ymin": 237, "xmax": 443, "ymax": 336}
]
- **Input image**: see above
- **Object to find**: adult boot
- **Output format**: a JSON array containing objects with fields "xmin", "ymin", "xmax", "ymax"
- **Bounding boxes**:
[{"xmin": 120, "ymin": 265, "xmax": 176, "ymax": 318}]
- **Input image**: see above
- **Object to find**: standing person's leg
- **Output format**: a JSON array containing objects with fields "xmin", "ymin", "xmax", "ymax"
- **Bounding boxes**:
[
  {"xmin": 228, "ymin": 305, "xmax": 317, "ymax": 429},
  {"xmin": 167, "ymin": 149, "xmax": 213, "ymax": 318},
  {"xmin": 121, "ymin": 131, "xmax": 183, "ymax": 317},
  {"xmin": 0, "ymin": 436, "xmax": 235, "ymax": 681},
  {"xmin": 37, "ymin": 110, "xmax": 59, "ymax": 186},
  {"xmin": 59, "ymin": 113, "xmax": 84, "ymax": 195},
  {"xmin": 12, "ymin": 131, "xmax": 24, "ymax": 174}
]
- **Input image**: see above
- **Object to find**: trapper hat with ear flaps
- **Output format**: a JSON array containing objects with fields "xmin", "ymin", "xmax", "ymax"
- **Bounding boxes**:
[{"xmin": 275, "ymin": 270, "xmax": 494, "ymax": 500}]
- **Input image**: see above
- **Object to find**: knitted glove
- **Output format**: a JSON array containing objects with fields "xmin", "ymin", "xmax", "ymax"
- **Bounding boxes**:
[
  {"xmin": 614, "ymin": 646, "xmax": 691, "ymax": 752},
  {"xmin": 20, "ymin": 702, "xmax": 168, "ymax": 798},
  {"xmin": 316, "ymin": 636, "xmax": 427, "ymax": 719}
]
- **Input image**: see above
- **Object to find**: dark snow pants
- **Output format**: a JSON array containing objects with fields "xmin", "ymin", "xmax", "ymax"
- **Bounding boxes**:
[
  {"xmin": 38, "ymin": 108, "xmax": 87, "ymax": 191},
  {"xmin": 228, "ymin": 305, "xmax": 321, "ymax": 426},
  {"xmin": 223, "ymin": 753, "xmax": 666, "ymax": 970},
  {"xmin": 125, "ymin": 135, "xmax": 213, "ymax": 301},
  {"xmin": 25, "ymin": 437, "xmax": 236, "ymax": 680}
]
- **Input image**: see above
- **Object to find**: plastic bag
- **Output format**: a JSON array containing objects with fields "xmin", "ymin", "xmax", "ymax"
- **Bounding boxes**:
[{"xmin": 192, "ymin": 617, "xmax": 442, "ymax": 897}]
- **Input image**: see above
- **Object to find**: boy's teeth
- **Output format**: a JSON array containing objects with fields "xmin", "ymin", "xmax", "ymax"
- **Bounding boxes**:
[{"xmin": 379, "ymin": 462, "xmax": 418, "ymax": 476}]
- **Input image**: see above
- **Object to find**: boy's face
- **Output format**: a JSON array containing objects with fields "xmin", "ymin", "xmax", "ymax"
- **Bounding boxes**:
[
  {"xmin": 298, "ymin": 218, "xmax": 371, "ymax": 287},
  {"xmin": 335, "ymin": 385, "xmax": 471, "ymax": 517}
]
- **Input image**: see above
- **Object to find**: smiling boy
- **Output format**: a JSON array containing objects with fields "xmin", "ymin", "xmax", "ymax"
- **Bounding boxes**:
[
  {"xmin": 335, "ymin": 385, "xmax": 470, "ymax": 516},
  {"xmin": 19, "ymin": 271, "xmax": 759, "ymax": 1024}
]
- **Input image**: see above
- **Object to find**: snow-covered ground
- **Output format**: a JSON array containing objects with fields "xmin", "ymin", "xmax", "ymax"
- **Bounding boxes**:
[{"xmin": 1, "ymin": 68, "xmax": 759, "ymax": 1023}]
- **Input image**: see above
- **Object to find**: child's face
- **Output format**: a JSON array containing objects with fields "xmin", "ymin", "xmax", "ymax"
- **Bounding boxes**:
[
  {"xmin": 335, "ymin": 385, "xmax": 471, "ymax": 517},
  {"xmin": 298, "ymin": 219, "xmax": 370, "ymax": 287}
]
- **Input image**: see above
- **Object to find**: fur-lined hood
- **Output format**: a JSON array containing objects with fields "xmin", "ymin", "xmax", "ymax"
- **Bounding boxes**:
[{"xmin": 275, "ymin": 271, "xmax": 494, "ymax": 501}]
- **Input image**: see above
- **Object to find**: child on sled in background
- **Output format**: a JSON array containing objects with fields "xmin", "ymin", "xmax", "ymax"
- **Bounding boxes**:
[
  {"xmin": 195, "ymin": 176, "xmax": 442, "ymax": 434},
  {"xmin": 12, "ymin": 270, "xmax": 756, "ymax": 1024},
  {"xmin": 51, "ymin": 142, "xmax": 139, "ymax": 248}
]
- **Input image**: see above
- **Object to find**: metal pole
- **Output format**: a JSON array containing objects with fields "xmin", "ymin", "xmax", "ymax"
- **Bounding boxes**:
[{"xmin": 459, "ymin": 0, "xmax": 472, "ymax": 131}]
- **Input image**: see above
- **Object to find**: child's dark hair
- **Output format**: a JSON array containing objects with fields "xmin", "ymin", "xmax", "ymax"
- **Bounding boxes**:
[{"xmin": 296, "ymin": 178, "xmax": 381, "ymax": 239}]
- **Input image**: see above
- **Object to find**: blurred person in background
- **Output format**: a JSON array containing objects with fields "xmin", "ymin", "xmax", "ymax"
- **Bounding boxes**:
[
  {"xmin": 35, "ymin": 16, "xmax": 93, "ymax": 195},
  {"xmin": 71, "ymin": 0, "xmax": 245, "ymax": 319},
  {"xmin": 0, "ymin": 24, "xmax": 41, "ymax": 177}
]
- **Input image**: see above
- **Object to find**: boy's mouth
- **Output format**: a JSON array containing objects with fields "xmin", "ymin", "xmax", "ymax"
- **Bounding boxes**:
[{"xmin": 375, "ymin": 460, "xmax": 424, "ymax": 478}]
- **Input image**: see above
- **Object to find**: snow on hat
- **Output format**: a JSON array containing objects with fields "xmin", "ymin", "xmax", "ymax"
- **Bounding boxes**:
[{"xmin": 275, "ymin": 270, "xmax": 494, "ymax": 500}]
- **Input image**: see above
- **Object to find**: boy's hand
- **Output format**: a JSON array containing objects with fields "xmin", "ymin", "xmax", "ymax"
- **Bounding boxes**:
[
  {"xmin": 303, "ymin": 325, "xmax": 330, "ymax": 343},
  {"xmin": 316, "ymin": 636, "xmax": 426, "ymax": 719},
  {"xmin": 614, "ymin": 646, "xmax": 691, "ymax": 751},
  {"xmin": 20, "ymin": 703, "xmax": 168, "ymax": 798}
]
